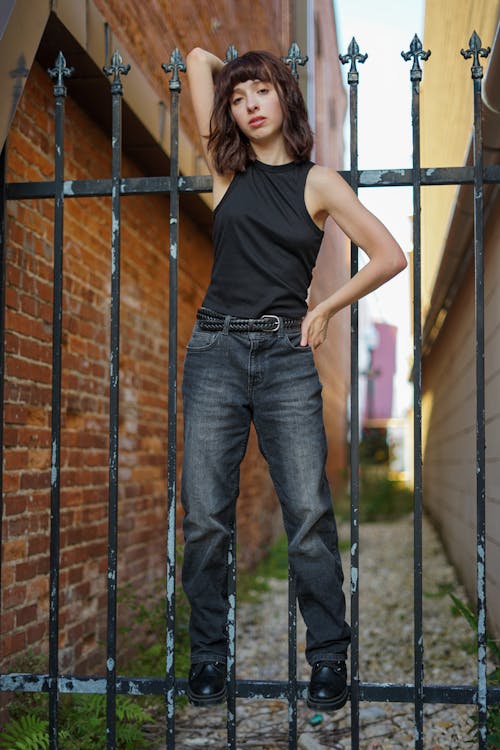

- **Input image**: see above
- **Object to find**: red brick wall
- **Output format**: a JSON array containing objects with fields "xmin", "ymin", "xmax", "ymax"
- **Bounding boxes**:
[
  {"xmin": 2, "ymin": 0, "xmax": 287, "ymax": 672},
  {"xmin": 92, "ymin": 0, "xmax": 291, "ymax": 156}
]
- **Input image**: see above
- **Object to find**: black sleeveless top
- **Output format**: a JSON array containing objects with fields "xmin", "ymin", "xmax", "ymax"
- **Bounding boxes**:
[{"xmin": 202, "ymin": 159, "xmax": 324, "ymax": 318}]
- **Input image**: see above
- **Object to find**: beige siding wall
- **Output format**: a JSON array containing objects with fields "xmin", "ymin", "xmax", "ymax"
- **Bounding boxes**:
[
  {"xmin": 421, "ymin": 0, "xmax": 500, "ymax": 638},
  {"xmin": 422, "ymin": 197, "xmax": 500, "ymax": 639},
  {"xmin": 421, "ymin": 0, "xmax": 499, "ymax": 316}
]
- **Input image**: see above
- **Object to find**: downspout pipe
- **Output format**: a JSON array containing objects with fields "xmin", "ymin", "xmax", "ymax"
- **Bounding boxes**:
[{"xmin": 422, "ymin": 23, "xmax": 500, "ymax": 355}]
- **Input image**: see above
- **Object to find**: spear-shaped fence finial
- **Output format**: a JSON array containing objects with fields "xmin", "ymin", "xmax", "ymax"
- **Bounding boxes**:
[
  {"xmin": 401, "ymin": 34, "xmax": 430, "ymax": 82},
  {"xmin": 103, "ymin": 50, "xmax": 131, "ymax": 94},
  {"xmin": 282, "ymin": 42, "xmax": 308, "ymax": 81},
  {"xmin": 339, "ymin": 37, "xmax": 367, "ymax": 84},
  {"xmin": 461, "ymin": 30, "xmax": 490, "ymax": 79},
  {"xmin": 48, "ymin": 51, "xmax": 74, "ymax": 97},
  {"xmin": 162, "ymin": 48, "xmax": 186, "ymax": 91}
]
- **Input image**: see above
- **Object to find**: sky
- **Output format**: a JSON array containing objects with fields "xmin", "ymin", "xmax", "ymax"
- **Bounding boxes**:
[{"xmin": 334, "ymin": 0, "xmax": 425, "ymax": 418}]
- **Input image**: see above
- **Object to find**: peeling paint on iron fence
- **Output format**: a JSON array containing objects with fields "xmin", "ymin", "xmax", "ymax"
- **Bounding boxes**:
[
  {"xmin": 339, "ymin": 34, "xmax": 366, "ymax": 750},
  {"xmin": 46, "ymin": 50, "xmax": 73, "ymax": 749},
  {"xmin": 161, "ymin": 45, "xmax": 186, "ymax": 749},
  {"xmin": 0, "ymin": 32, "xmax": 499, "ymax": 750},
  {"xmin": 402, "ymin": 31, "xmax": 430, "ymax": 750},
  {"xmin": 102, "ymin": 47, "xmax": 130, "ymax": 750},
  {"xmin": 461, "ymin": 30, "xmax": 491, "ymax": 750}
]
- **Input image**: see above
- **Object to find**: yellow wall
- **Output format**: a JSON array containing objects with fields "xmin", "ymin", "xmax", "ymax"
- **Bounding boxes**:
[
  {"xmin": 421, "ymin": 0, "xmax": 499, "ymax": 316},
  {"xmin": 421, "ymin": 1, "xmax": 500, "ymax": 639}
]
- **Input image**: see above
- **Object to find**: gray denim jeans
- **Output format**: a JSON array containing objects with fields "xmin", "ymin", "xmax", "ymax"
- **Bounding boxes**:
[{"xmin": 181, "ymin": 317, "xmax": 351, "ymax": 666}]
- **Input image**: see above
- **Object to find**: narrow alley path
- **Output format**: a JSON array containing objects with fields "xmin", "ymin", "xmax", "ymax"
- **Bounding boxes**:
[{"xmin": 173, "ymin": 515, "xmax": 481, "ymax": 749}]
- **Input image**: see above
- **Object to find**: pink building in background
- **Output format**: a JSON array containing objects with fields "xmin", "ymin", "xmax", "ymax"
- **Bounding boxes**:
[{"xmin": 363, "ymin": 322, "xmax": 397, "ymax": 425}]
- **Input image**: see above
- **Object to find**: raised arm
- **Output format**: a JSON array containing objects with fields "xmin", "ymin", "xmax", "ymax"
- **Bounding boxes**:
[{"xmin": 186, "ymin": 47, "xmax": 224, "ymax": 173}]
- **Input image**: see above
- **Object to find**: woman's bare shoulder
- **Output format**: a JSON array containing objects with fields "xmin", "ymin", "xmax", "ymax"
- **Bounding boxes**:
[
  {"xmin": 308, "ymin": 164, "xmax": 344, "ymax": 189},
  {"xmin": 307, "ymin": 164, "xmax": 357, "ymax": 210}
]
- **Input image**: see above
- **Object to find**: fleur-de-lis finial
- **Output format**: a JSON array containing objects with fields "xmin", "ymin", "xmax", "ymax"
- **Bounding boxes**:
[
  {"xmin": 224, "ymin": 44, "xmax": 238, "ymax": 63},
  {"xmin": 103, "ymin": 50, "xmax": 131, "ymax": 94},
  {"xmin": 162, "ymin": 48, "xmax": 186, "ymax": 92},
  {"xmin": 401, "ymin": 34, "xmax": 430, "ymax": 82},
  {"xmin": 339, "ymin": 38, "xmax": 367, "ymax": 84},
  {"xmin": 282, "ymin": 42, "xmax": 308, "ymax": 81},
  {"xmin": 48, "ymin": 51, "xmax": 74, "ymax": 96},
  {"xmin": 461, "ymin": 30, "xmax": 491, "ymax": 79}
]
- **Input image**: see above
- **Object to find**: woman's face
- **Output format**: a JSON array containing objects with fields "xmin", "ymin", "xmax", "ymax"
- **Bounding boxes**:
[{"xmin": 229, "ymin": 79, "xmax": 284, "ymax": 142}]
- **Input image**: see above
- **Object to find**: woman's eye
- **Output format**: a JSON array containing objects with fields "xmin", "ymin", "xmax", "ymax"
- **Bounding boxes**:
[
  {"xmin": 258, "ymin": 87, "xmax": 269, "ymax": 94},
  {"xmin": 232, "ymin": 97, "xmax": 242, "ymax": 105}
]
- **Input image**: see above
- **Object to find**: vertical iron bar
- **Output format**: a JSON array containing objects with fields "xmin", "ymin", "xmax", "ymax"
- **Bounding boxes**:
[
  {"xmin": 103, "ymin": 50, "xmax": 129, "ymax": 750},
  {"xmin": 282, "ymin": 43, "xmax": 306, "ymax": 750},
  {"xmin": 0, "ymin": 146, "xmax": 6, "ymax": 652},
  {"xmin": 347, "ymin": 82, "xmax": 360, "ymax": 750},
  {"xmin": 161, "ymin": 48, "xmax": 185, "ymax": 750},
  {"xmin": 227, "ymin": 526, "xmax": 237, "ymax": 750},
  {"xmin": 410, "ymin": 60, "xmax": 424, "ymax": 750},
  {"xmin": 47, "ymin": 53, "xmax": 73, "ymax": 750},
  {"xmin": 461, "ymin": 31, "xmax": 490, "ymax": 750},
  {"xmin": 472, "ymin": 63, "xmax": 488, "ymax": 750},
  {"xmin": 287, "ymin": 567, "xmax": 297, "ymax": 750},
  {"xmin": 48, "ymin": 81, "xmax": 63, "ymax": 750},
  {"xmin": 340, "ymin": 37, "xmax": 367, "ymax": 750},
  {"xmin": 402, "ymin": 34, "xmax": 430, "ymax": 750},
  {"xmin": 222, "ymin": 39, "xmax": 239, "ymax": 748},
  {"xmin": 166, "ymin": 77, "xmax": 179, "ymax": 750}
]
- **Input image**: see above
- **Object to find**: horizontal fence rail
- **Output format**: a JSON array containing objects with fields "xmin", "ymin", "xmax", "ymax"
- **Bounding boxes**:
[
  {"xmin": 0, "ymin": 31, "xmax": 499, "ymax": 750},
  {"xmin": 5, "ymin": 165, "xmax": 500, "ymax": 201}
]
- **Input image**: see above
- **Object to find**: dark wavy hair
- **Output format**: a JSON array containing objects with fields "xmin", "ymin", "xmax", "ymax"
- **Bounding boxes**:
[{"xmin": 208, "ymin": 51, "xmax": 313, "ymax": 174}]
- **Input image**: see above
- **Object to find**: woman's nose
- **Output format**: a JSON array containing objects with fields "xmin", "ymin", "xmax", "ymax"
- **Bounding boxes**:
[{"xmin": 246, "ymin": 98, "xmax": 258, "ymax": 112}]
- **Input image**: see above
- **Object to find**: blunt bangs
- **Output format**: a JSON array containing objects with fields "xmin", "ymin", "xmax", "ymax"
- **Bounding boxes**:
[{"xmin": 222, "ymin": 53, "xmax": 278, "ymax": 94}]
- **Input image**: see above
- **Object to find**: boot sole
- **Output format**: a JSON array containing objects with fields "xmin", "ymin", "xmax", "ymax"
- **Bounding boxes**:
[
  {"xmin": 186, "ymin": 685, "xmax": 227, "ymax": 706},
  {"xmin": 306, "ymin": 686, "xmax": 349, "ymax": 711}
]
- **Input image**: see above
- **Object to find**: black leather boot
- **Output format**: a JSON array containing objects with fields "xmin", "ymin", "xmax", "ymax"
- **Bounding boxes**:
[
  {"xmin": 306, "ymin": 660, "xmax": 348, "ymax": 710},
  {"xmin": 187, "ymin": 661, "xmax": 227, "ymax": 706}
]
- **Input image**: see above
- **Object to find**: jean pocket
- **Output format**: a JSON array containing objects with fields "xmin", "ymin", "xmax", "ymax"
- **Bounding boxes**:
[
  {"xmin": 283, "ymin": 330, "xmax": 312, "ymax": 352},
  {"xmin": 186, "ymin": 324, "xmax": 221, "ymax": 352}
]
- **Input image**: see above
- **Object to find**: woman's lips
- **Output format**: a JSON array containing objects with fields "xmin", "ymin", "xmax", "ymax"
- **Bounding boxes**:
[{"xmin": 249, "ymin": 117, "xmax": 266, "ymax": 128}]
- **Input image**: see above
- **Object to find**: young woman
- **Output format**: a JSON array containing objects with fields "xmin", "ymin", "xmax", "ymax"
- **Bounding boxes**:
[{"xmin": 182, "ymin": 47, "xmax": 407, "ymax": 710}]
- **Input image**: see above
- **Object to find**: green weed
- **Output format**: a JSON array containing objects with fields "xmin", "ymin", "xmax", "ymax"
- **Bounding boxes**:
[
  {"xmin": 335, "ymin": 468, "xmax": 414, "ymax": 523},
  {"xmin": 450, "ymin": 593, "xmax": 500, "ymax": 748},
  {"xmin": 0, "ymin": 694, "xmax": 151, "ymax": 750}
]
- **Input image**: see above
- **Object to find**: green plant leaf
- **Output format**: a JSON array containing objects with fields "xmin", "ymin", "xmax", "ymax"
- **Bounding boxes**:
[
  {"xmin": 450, "ymin": 593, "xmax": 500, "ymax": 661},
  {"xmin": 0, "ymin": 714, "xmax": 49, "ymax": 750},
  {"xmin": 451, "ymin": 593, "xmax": 500, "ymax": 749}
]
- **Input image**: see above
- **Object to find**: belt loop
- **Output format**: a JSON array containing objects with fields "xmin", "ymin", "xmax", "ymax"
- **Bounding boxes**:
[
  {"xmin": 278, "ymin": 316, "xmax": 285, "ymax": 336},
  {"xmin": 223, "ymin": 315, "xmax": 231, "ymax": 335}
]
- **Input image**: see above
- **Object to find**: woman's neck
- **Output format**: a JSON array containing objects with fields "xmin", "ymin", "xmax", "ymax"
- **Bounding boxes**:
[{"xmin": 250, "ymin": 142, "xmax": 292, "ymax": 166}]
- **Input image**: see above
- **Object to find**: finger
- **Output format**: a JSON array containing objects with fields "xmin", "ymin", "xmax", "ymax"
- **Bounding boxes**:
[{"xmin": 300, "ymin": 323, "xmax": 309, "ymax": 347}]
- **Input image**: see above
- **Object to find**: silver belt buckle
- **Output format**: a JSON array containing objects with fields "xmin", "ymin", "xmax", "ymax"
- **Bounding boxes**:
[{"xmin": 260, "ymin": 314, "xmax": 280, "ymax": 332}]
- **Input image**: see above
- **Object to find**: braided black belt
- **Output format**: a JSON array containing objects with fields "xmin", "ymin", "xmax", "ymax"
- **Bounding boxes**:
[{"xmin": 197, "ymin": 308, "xmax": 302, "ymax": 333}]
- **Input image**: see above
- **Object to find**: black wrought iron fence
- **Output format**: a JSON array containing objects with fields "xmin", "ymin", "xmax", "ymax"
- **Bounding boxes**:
[{"xmin": 1, "ymin": 31, "xmax": 500, "ymax": 750}]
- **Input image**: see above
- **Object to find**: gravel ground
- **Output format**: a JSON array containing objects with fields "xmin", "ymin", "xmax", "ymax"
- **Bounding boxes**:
[{"xmin": 169, "ymin": 514, "xmax": 485, "ymax": 749}]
